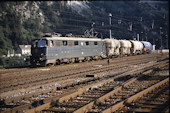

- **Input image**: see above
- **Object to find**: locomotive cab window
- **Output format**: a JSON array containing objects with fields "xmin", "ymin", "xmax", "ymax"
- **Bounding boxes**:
[
  {"xmin": 94, "ymin": 41, "xmax": 98, "ymax": 45},
  {"xmin": 50, "ymin": 40, "xmax": 54, "ymax": 47},
  {"xmin": 37, "ymin": 39, "xmax": 47, "ymax": 47},
  {"xmin": 62, "ymin": 41, "xmax": 67, "ymax": 46}
]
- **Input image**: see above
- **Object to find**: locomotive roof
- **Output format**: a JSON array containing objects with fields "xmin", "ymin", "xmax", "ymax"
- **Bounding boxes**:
[{"xmin": 37, "ymin": 36, "xmax": 103, "ymax": 41}]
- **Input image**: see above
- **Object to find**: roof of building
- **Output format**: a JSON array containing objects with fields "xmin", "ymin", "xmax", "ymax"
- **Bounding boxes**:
[{"xmin": 19, "ymin": 45, "xmax": 31, "ymax": 50}]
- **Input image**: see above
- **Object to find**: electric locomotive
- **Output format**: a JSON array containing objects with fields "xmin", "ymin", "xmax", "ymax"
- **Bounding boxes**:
[{"xmin": 30, "ymin": 34, "xmax": 107, "ymax": 66}]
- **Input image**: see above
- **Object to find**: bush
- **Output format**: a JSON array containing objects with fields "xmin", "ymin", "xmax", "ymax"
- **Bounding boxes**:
[
  {"xmin": 0, "ymin": 57, "xmax": 6, "ymax": 68},
  {"xmin": 0, "ymin": 56, "xmax": 30, "ymax": 68}
]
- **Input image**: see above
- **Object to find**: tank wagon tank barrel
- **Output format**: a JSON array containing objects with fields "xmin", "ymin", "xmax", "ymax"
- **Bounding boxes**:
[
  {"xmin": 119, "ymin": 40, "xmax": 132, "ymax": 56},
  {"xmin": 104, "ymin": 39, "xmax": 120, "ymax": 58},
  {"xmin": 130, "ymin": 40, "xmax": 144, "ymax": 55},
  {"xmin": 141, "ymin": 41, "xmax": 153, "ymax": 53}
]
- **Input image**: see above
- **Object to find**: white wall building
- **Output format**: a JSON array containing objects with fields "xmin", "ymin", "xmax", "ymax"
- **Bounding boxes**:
[{"xmin": 17, "ymin": 45, "xmax": 31, "ymax": 55}]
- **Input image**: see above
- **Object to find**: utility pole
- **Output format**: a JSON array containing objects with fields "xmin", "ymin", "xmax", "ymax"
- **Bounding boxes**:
[
  {"xmin": 118, "ymin": 19, "xmax": 121, "ymax": 24},
  {"xmin": 137, "ymin": 34, "xmax": 139, "ymax": 41},
  {"xmin": 145, "ymin": 32, "xmax": 148, "ymax": 41},
  {"xmin": 163, "ymin": 14, "xmax": 166, "ymax": 19},
  {"xmin": 92, "ymin": 22, "xmax": 95, "ymax": 37},
  {"xmin": 109, "ymin": 13, "xmax": 112, "ymax": 39},
  {"xmin": 166, "ymin": 32, "xmax": 168, "ymax": 49},
  {"xmin": 109, "ymin": 13, "xmax": 112, "ymax": 25},
  {"xmin": 102, "ymin": 22, "xmax": 104, "ymax": 26},
  {"xmin": 129, "ymin": 23, "xmax": 133, "ymax": 31},
  {"xmin": 152, "ymin": 36, "xmax": 155, "ymax": 44},
  {"xmin": 152, "ymin": 20, "xmax": 154, "ymax": 29},
  {"xmin": 140, "ymin": 17, "xmax": 143, "ymax": 22},
  {"xmin": 160, "ymin": 27, "xmax": 162, "ymax": 48}
]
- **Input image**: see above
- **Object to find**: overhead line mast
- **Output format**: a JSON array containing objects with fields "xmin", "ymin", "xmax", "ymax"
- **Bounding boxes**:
[{"xmin": 109, "ymin": 13, "xmax": 112, "ymax": 39}]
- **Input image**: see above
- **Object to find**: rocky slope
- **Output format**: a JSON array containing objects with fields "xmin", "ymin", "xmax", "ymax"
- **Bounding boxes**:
[{"xmin": 0, "ymin": 1, "xmax": 168, "ymax": 55}]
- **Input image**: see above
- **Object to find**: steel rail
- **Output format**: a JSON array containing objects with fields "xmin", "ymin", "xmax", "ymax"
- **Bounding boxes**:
[
  {"xmin": 2, "ymin": 55, "xmax": 163, "ymax": 102},
  {"xmin": 25, "ymin": 60, "xmax": 168, "ymax": 113},
  {"xmin": 102, "ymin": 78, "xmax": 169, "ymax": 113},
  {"xmin": 0, "ymin": 53, "xmax": 163, "ymax": 86}
]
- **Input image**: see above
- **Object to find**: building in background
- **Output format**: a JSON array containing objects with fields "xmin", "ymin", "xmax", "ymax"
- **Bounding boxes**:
[{"xmin": 17, "ymin": 45, "xmax": 31, "ymax": 55}]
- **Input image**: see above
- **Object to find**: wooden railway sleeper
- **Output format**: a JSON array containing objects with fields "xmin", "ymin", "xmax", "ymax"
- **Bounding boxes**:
[
  {"xmin": 102, "ymin": 78, "xmax": 169, "ymax": 113},
  {"xmin": 0, "ymin": 55, "xmax": 162, "ymax": 92},
  {"xmin": 2, "ymin": 56, "xmax": 167, "ymax": 112},
  {"xmin": 43, "ymin": 62, "xmax": 167, "ymax": 112},
  {"xmin": 76, "ymin": 73, "xmax": 169, "ymax": 112}
]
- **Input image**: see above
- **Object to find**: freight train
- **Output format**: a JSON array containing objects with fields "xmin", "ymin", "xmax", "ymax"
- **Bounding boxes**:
[{"xmin": 30, "ymin": 34, "xmax": 152, "ymax": 66}]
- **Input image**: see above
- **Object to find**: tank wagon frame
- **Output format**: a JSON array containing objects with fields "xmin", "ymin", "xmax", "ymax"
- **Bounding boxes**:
[{"xmin": 30, "ymin": 36, "xmax": 107, "ymax": 66}]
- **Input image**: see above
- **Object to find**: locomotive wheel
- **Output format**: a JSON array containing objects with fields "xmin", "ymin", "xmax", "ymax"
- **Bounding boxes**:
[
  {"xmin": 75, "ymin": 58, "xmax": 79, "ymax": 63},
  {"xmin": 30, "ymin": 63, "xmax": 37, "ymax": 68},
  {"xmin": 68, "ymin": 59, "xmax": 72, "ymax": 64},
  {"xmin": 56, "ymin": 60, "xmax": 61, "ymax": 65},
  {"xmin": 87, "ymin": 57, "xmax": 91, "ymax": 62},
  {"xmin": 67, "ymin": 59, "xmax": 71, "ymax": 64},
  {"xmin": 48, "ymin": 63, "xmax": 55, "ymax": 67},
  {"xmin": 71, "ymin": 58, "xmax": 75, "ymax": 63},
  {"xmin": 83, "ymin": 57, "xmax": 88, "ymax": 62}
]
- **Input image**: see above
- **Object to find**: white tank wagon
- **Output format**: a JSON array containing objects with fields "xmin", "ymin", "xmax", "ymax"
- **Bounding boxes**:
[
  {"xmin": 130, "ymin": 40, "xmax": 144, "ymax": 55},
  {"xmin": 104, "ymin": 39, "xmax": 120, "ymax": 57},
  {"xmin": 113, "ymin": 39, "xmax": 120, "ymax": 56},
  {"xmin": 119, "ymin": 40, "xmax": 132, "ymax": 56}
]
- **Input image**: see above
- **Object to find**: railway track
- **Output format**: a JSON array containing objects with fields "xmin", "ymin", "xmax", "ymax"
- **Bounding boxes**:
[
  {"xmin": 39, "ymin": 63, "xmax": 168, "ymax": 113},
  {"xmin": 1, "ymin": 58, "xmax": 167, "ymax": 112},
  {"xmin": 1, "ymin": 54, "xmax": 168, "ymax": 100},
  {"xmin": 0, "ymin": 53, "xmax": 169, "ymax": 112},
  {"xmin": 0, "ymin": 54, "xmax": 167, "ymax": 94},
  {"xmin": 86, "ymin": 71, "xmax": 168, "ymax": 113},
  {"xmin": 0, "ymin": 53, "xmax": 160, "ymax": 75},
  {"xmin": 0, "ymin": 53, "xmax": 164, "ymax": 84},
  {"xmin": 115, "ymin": 80, "xmax": 169, "ymax": 113}
]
